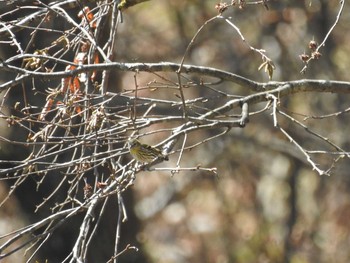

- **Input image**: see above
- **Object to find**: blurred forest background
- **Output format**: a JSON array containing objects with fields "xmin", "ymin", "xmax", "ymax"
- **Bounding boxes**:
[{"xmin": 1, "ymin": 0, "xmax": 350, "ymax": 263}]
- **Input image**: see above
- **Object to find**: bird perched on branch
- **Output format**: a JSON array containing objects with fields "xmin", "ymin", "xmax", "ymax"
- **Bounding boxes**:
[{"xmin": 128, "ymin": 138, "xmax": 168, "ymax": 163}]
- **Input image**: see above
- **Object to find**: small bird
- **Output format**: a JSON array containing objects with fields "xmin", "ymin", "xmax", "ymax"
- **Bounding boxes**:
[{"xmin": 128, "ymin": 138, "xmax": 169, "ymax": 163}]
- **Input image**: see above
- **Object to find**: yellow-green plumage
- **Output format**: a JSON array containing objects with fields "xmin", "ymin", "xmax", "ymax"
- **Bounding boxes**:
[{"xmin": 128, "ymin": 139, "xmax": 168, "ymax": 163}]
